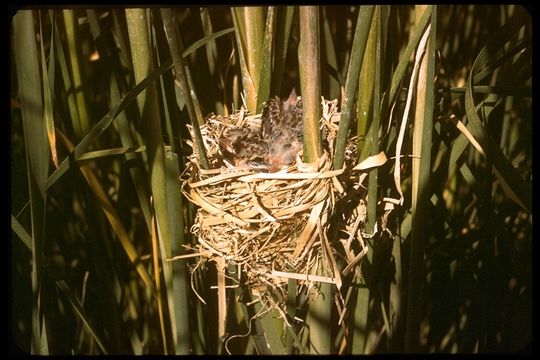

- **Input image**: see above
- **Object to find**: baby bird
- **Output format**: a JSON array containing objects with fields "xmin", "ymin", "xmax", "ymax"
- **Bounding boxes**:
[
  {"xmin": 219, "ymin": 89, "xmax": 304, "ymax": 172},
  {"xmin": 261, "ymin": 89, "xmax": 303, "ymax": 171},
  {"xmin": 219, "ymin": 126, "xmax": 269, "ymax": 170}
]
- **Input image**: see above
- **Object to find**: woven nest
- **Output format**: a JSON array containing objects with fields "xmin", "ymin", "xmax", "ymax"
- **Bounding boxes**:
[{"xmin": 181, "ymin": 98, "xmax": 373, "ymax": 321}]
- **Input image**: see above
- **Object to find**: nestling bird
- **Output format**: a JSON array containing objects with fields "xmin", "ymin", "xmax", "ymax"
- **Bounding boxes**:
[
  {"xmin": 262, "ymin": 88, "xmax": 304, "ymax": 171},
  {"xmin": 219, "ymin": 89, "xmax": 303, "ymax": 172},
  {"xmin": 218, "ymin": 126, "xmax": 269, "ymax": 170}
]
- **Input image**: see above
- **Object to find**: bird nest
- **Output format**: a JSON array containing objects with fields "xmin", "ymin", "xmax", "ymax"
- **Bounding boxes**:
[{"xmin": 180, "ymin": 98, "xmax": 381, "ymax": 329}]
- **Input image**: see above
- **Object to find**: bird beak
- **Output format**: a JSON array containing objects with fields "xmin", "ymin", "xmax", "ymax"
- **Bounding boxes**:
[{"xmin": 283, "ymin": 88, "xmax": 299, "ymax": 112}]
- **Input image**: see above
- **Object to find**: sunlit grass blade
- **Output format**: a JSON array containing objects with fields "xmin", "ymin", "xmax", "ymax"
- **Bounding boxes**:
[
  {"xmin": 78, "ymin": 146, "xmax": 141, "ymax": 166},
  {"xmin": 39, "ymin": 12, "xmax": 59, "ymax": 168},
  {"xmin": 62, "ymin": 9, "xmax": 91, "ymax": 138},
  {"xmin": 11, "ymin": 214, "xmax": 32, "ymax": 251},
  {"xmin": 53, "ymin": 15, "xmax": 79, "ymax": 138},
  {"xmin": 13, "ymin": 10, "xmax": 49, "ymax": 354},
  {"xmin": 14, "ymin": 11, "xmax": 49, "ymax": 195}
]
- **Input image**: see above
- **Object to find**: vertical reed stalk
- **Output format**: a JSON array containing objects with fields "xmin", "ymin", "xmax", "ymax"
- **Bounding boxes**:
[
  {"xmin": 298, "ymin": 6, "xmax": 322, "ymax": 162},
  {"xmin": 126, "ymin": 8, "xmax": 172, "ymax": 352},
  {"xmin": 62, "ymin": 9, "xmax": 91, "ymax": 138},
  {"xmin": 13, "ymin": 9, "xmax": 50, "ymax": 354},
  {"xmin": 405, "ymin": 5, "xmax": 435, "ymax": 352},
  {"xmin": 333, "ymin": 5, "xmax": 374, "ymax": 169}
]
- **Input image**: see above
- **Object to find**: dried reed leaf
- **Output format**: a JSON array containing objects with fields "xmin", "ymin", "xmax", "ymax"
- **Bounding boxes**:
[
  {"xmin": 394, "ymin": 25, "xmax": 431, "ymax": 206},
  {"xmin": 352, "ymin": 151, "xmax": 388, "ymax": 171}
]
